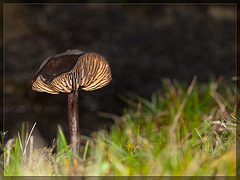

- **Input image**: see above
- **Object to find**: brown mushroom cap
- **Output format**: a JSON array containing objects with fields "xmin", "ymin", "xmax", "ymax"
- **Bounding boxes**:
[{"xmin": 31, "ymin": 49, "xmax": 112, "ymax": 94}]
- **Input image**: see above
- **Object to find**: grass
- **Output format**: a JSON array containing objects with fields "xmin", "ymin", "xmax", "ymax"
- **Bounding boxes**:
[{"xmin": 1, "ymin": 76, "xmax": 238, "ymax": 176}]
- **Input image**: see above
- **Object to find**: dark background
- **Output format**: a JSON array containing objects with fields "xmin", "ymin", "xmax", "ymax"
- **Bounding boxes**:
[{"xmin": 3, "ymin": 4, "xmax": 236, "ymax": 148}]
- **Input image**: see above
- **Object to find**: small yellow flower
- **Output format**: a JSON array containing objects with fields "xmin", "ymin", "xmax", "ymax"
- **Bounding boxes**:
[
  {"xmin": 73, "ymin": 158, "xmax": 79, "ymax": 168},
  {"xmin": 63, "ymin": 157, "xmax": 68, "ymax": 166},
  {"xmin": 125, "ymin": 143, "xmax": 135, "ymax": 152},
  {"xmin": 106, "ymin": 156, "xmax": 112, "ymax": 162}
]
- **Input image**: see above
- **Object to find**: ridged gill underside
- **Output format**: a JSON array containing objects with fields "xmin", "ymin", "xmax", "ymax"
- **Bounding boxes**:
[{"xmin": 31, "ymin": 52, "xmax": 112, "ymax": 94}]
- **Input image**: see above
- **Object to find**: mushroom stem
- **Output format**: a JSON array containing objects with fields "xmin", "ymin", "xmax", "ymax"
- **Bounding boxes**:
[{"xmin": 67, "ymin": 90, "xmax": 80, "ymax": 155}]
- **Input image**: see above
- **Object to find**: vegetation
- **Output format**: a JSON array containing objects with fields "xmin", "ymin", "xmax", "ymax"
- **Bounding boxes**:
[{"xmin": 1, "ymin": 77, "xmax": 238, "ymax": 176}]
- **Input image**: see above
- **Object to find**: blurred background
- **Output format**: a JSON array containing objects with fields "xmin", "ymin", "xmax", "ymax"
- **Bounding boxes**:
[{"xmin": 3, "ymin": 4, "xmax": 236, "ymax": 147}]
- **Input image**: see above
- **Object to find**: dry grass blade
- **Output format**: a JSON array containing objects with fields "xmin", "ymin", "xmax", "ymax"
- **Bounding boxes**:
[
  {"xmin": 5, "ymin": 139, "xmax": 15, "ymax": 166},
  {"xmin": 24, "ymin": 121, "xmax": 29, "ymax": 161},
  {"xmin": 154, "ymin": 111, "xmax": 169, "ymax": 121},
  {"xmin": 29, "ymin": 136, "xmax": 34, "ymax": 157},
  {"xmin": 23, "ymin": 122, "xmax": 37, "ymax": 157},
  {"xmin": 211, "ymin": 92, "xmax": 227, "ymax": 115},
  {"xmin": 97, "ymin": 111, "xmax": 122, "ymax": 122},
  {"xmin": 169, "ymin": 76, "xmax": 197, "ymax": 146},
  {"xmin": 163, "ymin": 78, "xmax": 178, "ymax": 99}
]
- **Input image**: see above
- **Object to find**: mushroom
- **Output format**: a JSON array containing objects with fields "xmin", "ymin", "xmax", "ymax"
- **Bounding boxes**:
[{"xmin": 31, "ymin": 49, "xmax": 112, "ymax": 154}]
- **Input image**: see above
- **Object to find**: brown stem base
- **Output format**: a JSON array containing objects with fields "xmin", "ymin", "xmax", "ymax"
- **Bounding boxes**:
[{"xmin": 68, "ymin": 90, "xmax": 80, "ymax": 155}]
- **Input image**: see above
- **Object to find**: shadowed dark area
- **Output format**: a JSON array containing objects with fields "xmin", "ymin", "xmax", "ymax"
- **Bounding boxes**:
[
  {"xmin": 32, "ymin": 49, "xmax": 84, "ymax": 84},
  {"xmin": 3, "ymin": 4, "xmax": 236, "ymax": 147},
  {"xmin": 33, "ymin": 54, "xmax": 81, "ymax": 84}
]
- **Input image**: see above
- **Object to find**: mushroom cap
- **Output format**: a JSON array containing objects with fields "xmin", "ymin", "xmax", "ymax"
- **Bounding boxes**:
[{"xmin": 31, "ymin": 49, "xmax": 112, "ymax": 94}]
